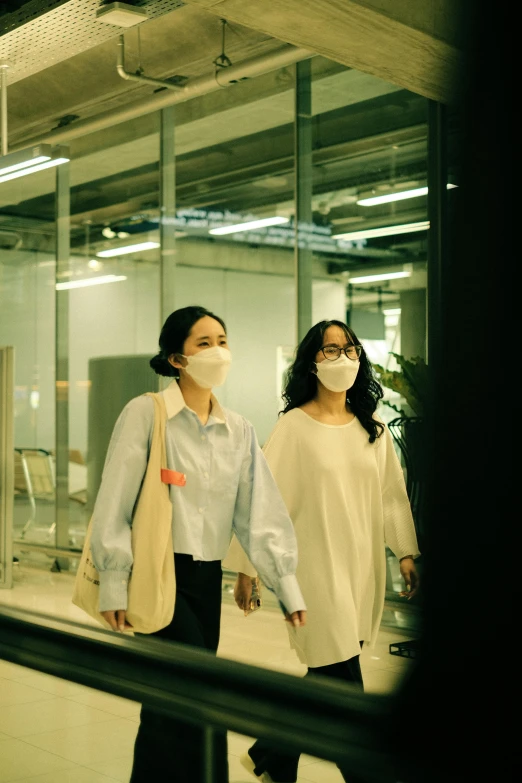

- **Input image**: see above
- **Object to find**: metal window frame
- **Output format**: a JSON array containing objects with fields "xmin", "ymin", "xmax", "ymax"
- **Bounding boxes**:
[{"xmin": 0, "ymin": 346, "xmax": 14, "ymax": 588}]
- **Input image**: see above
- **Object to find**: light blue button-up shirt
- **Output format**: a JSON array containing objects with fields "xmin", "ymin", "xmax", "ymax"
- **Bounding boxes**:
[{"xmin": 90, "ymin": 380, "xmax": 305, "ymax": 616}]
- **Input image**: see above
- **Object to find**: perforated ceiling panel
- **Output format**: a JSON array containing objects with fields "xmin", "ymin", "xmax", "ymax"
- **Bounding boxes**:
[{"xmin": 0, "ymin": 0, "xmax": 184, "ymax": 85}]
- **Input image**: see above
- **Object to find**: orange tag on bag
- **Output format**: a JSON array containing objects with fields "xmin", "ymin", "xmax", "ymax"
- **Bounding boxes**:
[{"xmin": 161, "ymin": 469, "xmax": 186, "ymax": 486}]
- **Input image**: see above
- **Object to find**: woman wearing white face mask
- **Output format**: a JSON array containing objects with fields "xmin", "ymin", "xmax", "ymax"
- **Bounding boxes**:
[
  {"xmin": 227, "ymin": 319, "xmax": 420, "ymax": 783},
  {"xmin": 89, "ymin": 305, "xmax": 306, "ymax": 783}
]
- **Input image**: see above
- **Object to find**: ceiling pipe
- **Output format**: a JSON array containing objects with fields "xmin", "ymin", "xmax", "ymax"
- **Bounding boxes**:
[
  {"xmin": 12, "ymin": 44, "xmax": 314, "ymax": 151},
  {"xmin": 117, "ymin": 34, "xmax": 183, "ymax": 92}
]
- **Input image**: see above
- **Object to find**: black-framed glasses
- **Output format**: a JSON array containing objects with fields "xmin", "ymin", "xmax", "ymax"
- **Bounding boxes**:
[{"xmin": 321, "ymin": 344, "xmax": 362, "ymax": 361}]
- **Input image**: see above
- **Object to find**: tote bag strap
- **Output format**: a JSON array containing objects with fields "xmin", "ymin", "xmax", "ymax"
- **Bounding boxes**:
[
  {"xmin": 143, "ymin": 392, "xmax": 168, "ymax": 470},
  {"xmin": 144, "ymin": 392, "xmax": 187, "ymax": 488}
]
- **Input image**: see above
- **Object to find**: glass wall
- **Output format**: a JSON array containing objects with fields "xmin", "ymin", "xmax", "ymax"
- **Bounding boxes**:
[
  {"xmin": 172, "ymin": 62, "xmax": 301, "ymax": 444},
  {"xmin": 309, "ymin": 59, "xmax": 430, "ymax": 381},
  {"xmin": 0, "ymin": 168, "xmax": 57, "ymax": 547},
  {"xmin": 307, "ymin": 60, "xmax": 431, "ymax": 626},
  {"xmin": 66, "ymin": 117, "xmax": 161, "ymax": 536},
  {"xmin": 0, "ymin": 14, "xmax": 467, "ymax": 780},
  {"xmin": 0, "ymin": 56, "xmax": 450, "ymax": 641}
]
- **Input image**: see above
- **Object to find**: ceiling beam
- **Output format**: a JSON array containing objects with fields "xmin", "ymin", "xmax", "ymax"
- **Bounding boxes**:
[
  {"xmin": 6, "ymin": 4, "xmax": 283, "ymax": 145},
  {"xmin": 181, "ymin": 0, "xmax": 463, "ymax": 103}
]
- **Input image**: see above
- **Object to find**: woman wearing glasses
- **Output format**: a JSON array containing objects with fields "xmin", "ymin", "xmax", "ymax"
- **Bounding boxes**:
[{"xmin": 229, "ymin": 319, "xmax": 420, "ymax": 783}]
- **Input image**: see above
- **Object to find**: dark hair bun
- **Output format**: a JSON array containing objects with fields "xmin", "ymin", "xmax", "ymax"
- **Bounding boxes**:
[{"xmin": 149, "ymin": 353, "xmax": 176, "ymax": 377}]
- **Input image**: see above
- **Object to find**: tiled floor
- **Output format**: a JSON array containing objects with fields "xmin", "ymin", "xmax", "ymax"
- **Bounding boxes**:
[{"xmin": 0, "ymin": 558, "xmax": 416, "ymax": 782}]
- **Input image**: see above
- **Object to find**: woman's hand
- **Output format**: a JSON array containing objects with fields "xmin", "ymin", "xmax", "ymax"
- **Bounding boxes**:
[
  {"xmin": 101, "ymin": 609, "xmax": 133, "ymax": 632},
  {"xmin": 399, "ymin": 557, "xmax": 419, "ymax": 600},
  {"xmin": 285, "ymin": 610, "xmax": 307, "ymax": 628},
  {"xmin": 234, "ymin": 573, "xmax": 254, "ymax": 614}
]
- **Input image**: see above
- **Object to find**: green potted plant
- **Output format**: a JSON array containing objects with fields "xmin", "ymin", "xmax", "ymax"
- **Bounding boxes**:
[{"xmin": 372, "ymin": 353, "xmax": 428, "ymax": 418}]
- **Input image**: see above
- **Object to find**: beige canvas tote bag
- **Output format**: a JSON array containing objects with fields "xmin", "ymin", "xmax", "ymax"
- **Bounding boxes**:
[{"xmin": 72, "ymin": 392, "xmax": 176, "ymax": 634}]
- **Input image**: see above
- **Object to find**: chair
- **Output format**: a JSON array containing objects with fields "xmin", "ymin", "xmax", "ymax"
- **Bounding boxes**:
[{"xmin": 15, "ymin": 448, "xmax": 56, "ymax": 540}]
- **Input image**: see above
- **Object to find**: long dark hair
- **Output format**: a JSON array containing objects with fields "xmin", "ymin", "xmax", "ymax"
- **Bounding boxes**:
[
  {"xmin": 149, "ymin": 305, "xmax": 227, "ymax": 378},
  {"xmin": 282, "ymin": 319, "xmax": 384, "ymax": 442}
]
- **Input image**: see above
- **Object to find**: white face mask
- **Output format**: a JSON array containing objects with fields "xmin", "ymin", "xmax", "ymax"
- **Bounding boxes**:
[
  {"xmin": 182, "ymin": 346, "xmax": 231, "ymax": 389},
  {"xmin": 315, "ymin": 354, "xmax": 360, "ymax": 392}
]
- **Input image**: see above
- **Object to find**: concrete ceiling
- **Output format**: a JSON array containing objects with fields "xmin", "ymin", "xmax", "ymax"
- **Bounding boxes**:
[
  {"xmin": 0, "ymin": 0, "xmax": 185, "ymax": 85},
  {"xmin": 181, "ymin": 0, "xmax": 464, "ymax": 103},
  {"xmin": 0, "ymin": 0, "xmax": 463, "ymax": 310},
  {"xmin": 3, "ymin": 0, "xmax": 464, "ymax": 149},
  {"xmin": 5, "ymin": 2, "xmax": 285, "ymax": 145},
  {"xmin": 1, "ymin": 60, "xmax": 438, "ymax": 240},
  {"xmin": 1, "ymin": 63, "xmax": 406, "ymax": 206}
]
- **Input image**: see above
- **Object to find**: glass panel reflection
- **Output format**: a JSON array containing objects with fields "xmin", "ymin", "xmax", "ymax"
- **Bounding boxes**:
[
  {"xmin": 0, "ymin": 168, "xmax": 57, "ymax": 548},
  {"xmin": 305, "ymin": 60, "xmax": 427, "ymax": 642},
  {"xmin": 173, "ymin": 64, "xmax": 299, "ymax": 447},
  {"xmin": 67, "ymin": 119, "xmax": 162, "ymax": 545}
]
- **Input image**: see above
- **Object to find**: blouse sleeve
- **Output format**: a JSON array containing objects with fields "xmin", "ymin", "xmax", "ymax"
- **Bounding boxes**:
[
  {"xmin": 221, "ymin": 419, "xmax": 290, "ymax": 578},
  {"xmin": 90, "ymin": 394, "xmax": 153, "ymax": 611},
  {"xmin": 375, "ymin": 421, "xmax": 421, "ymax": 561},
  {"xmin": 228, "ymin": 417, "xmax": 306, "ymax": 615},
  {"xmin": 223, "ymin": 415, "xmax": 303, "ymax": 571}
]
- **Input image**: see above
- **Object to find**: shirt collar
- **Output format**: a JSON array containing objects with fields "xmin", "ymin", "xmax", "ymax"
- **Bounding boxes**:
[{"xmin": 162, "ymin": 380, "xmax": 230, "ymax": 430}]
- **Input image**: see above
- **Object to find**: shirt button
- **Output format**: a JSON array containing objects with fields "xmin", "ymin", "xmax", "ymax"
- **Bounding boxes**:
[
  {"xmin": 198, "ymin": 507, "xmax": 204, "ymax": 513},
  {"xmin": 201, "ymin": 435, "xmax": 206, "ymax": 441},
  {"xmin": 121, "ymin": 580, "xmax": 126, "ymax": 585},
  {"xmin": 203, "ymin": 472, "xmax": 209, "ymax": 479}
]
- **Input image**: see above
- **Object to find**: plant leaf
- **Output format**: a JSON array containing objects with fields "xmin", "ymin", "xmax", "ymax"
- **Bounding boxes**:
[{"xmin": 373, "ymin": 355, "xmax": 427, "ymax": 417}]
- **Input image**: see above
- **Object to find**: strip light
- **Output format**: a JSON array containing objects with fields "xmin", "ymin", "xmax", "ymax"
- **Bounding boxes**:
[
  {"xmin": 209, "ymin": 216, "xmax": 289, "ymax": 236},
  {"xmin": 96, "ymin": 241, "xmax": 160, "ymax": 258},
  {"xmin": 0, "ymin": 144, "xmax": 54, "ymax": 176},
  {"xmin": 0, "ymin": 144, "xmax": 69, "ymax": 184},
  {"xmin": 349, "ymin": 271, "xmax": 411, "ymax": 284},
  {"xmin": 383, "ymin": 308, "xmax": 402, "ymax": 315},
  {"xmin": 56, "ymin": 275, "xmax": 127, "ymax": 291},
  {"xmin": 0, "ymin": 157, "xmax": 70, "ymax": 184},
  {"xmin": 357, "ymin": 183, "xmax": 457, "ymax": 206},
  {"xmin": 0, "ymin": 155, "xmax": 51, "ymax": 176},
  {"xmin": 333, "ymin": 221, "xmax": 430, "ymax": 241}
]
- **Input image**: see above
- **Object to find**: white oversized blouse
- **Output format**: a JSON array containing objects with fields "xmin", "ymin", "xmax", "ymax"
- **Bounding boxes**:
[{"xmin": 225, "ymin": 407, "xmax": 420, "ymax": 668}]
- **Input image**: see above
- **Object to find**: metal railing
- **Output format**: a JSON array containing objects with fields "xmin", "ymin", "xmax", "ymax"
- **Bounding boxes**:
[{"xmin": 0, "ymin": 604, "xmax": 417, "ymax": 783}]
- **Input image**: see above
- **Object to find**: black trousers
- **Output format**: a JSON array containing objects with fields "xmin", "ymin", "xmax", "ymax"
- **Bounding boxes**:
[
  {"xmin": 130, "ymin": 553, "xmax": 227, "ymax": 783},
  {"xmin": 248, "ymin": 651, "xmax": 364, "ymax": 783}
]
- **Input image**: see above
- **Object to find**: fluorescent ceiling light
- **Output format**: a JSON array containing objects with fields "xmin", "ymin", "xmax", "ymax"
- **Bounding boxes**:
[
  {"xmin": 96, "ymin": 241, "xmax": 160, "ymax": 258},
  {"xmin": 0, "ymin": 144, "xmax": 69, "ymax": 184},
  {"xmin": 0, "ymin": 155, "xmax": 50, "ymax": 176},
  {"xmin": 333, "ymin": 221, "xmax": 430, "ymax": 241},
  {"xmin": 383, "ymin": 308, "xmax": 402, "ymax": 315},
  {"xmin": 56, "ymin": 275, "xmax": 127, "ymax": 291},
  {"xmin": 349, "ymin": 271, "xmax": 411, "ymax": 284},
  {"xmin": 0, "ymin": 144, "xmax": 53, "ymax": 176},
  {"xmin": 209, "ymin": 216, "xmax": 289, "ymax": 236},
  {"xmin": 0, "ymin": 157, "xmax": 69, "ymax": 184},
  {"xmin": 357, "ymin": 184, "xmax": 457, "ymax": 206}
]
